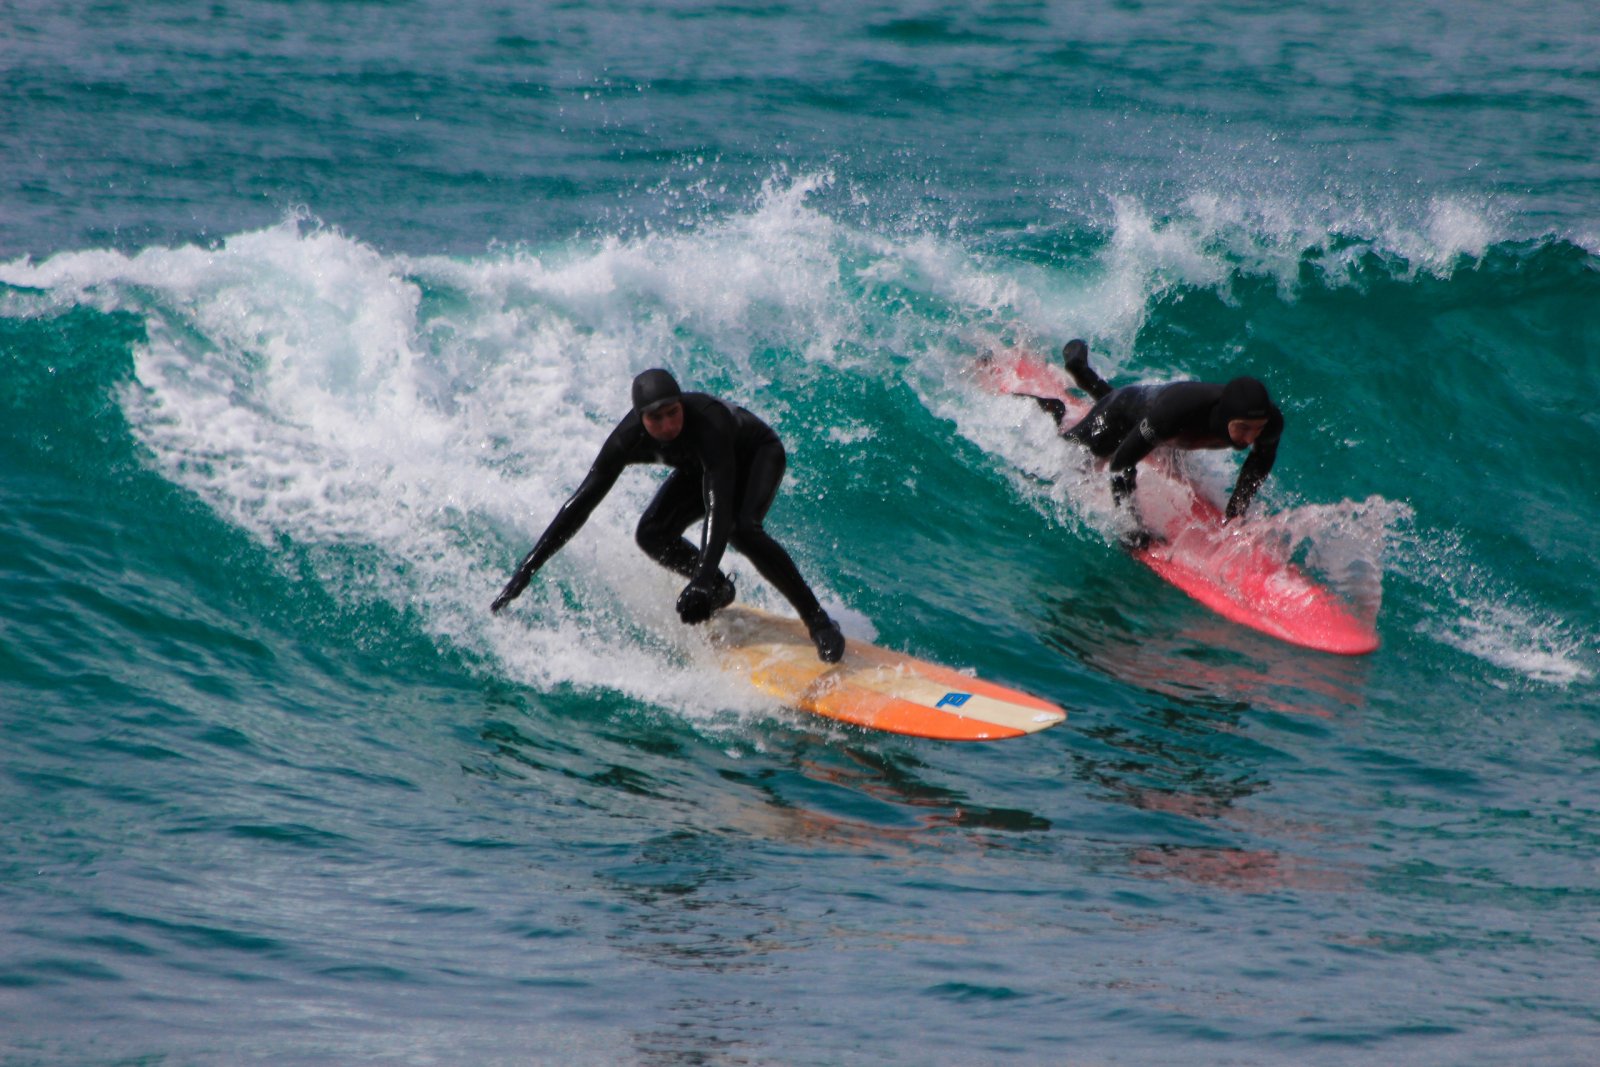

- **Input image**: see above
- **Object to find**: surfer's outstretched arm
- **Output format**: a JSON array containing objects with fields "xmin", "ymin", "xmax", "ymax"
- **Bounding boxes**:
[
  {"xmin": 1099, "ymin": 414, "xmax": 1163, "ymax": 547},
  {"xmin": 490, "ymin": 547, "xmax": 544, "ymax": 614},
  {"xmin": 1107, "ymin": 419, "xmax": 1160, "ymax": 497},
  {"xmin": 1224, "ymin": 431, "xmax": 1280, "ymax": 520},
  {"xmin": 490, "ymin": 454, "xmax": 625, "ymax": 613}
]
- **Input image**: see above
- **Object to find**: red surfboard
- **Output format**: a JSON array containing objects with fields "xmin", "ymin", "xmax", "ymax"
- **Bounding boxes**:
[{"xmin": 977, "ymin": 349, "xmax": 1379, "ymax": 655}]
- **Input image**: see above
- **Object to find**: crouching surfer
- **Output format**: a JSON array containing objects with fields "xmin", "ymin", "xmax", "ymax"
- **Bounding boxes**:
[
  {"xmin": 1023, "ymin": 340, "xmax": 1284, "ymax": 542},
  {"xmin": 491, "ymin": 369, "xmax": 846, "ymax": 663}
]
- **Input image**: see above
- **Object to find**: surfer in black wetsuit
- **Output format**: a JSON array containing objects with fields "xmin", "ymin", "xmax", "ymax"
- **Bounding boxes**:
[
  {"xmin": 1028, "ymin": 339, "xmax": 1283, "ymax": 531},
  {"xmin": 490, "ymin": 369, "xmax": 846, "ymax": 663}
]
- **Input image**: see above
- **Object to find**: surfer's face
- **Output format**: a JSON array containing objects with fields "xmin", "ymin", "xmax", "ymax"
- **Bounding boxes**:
[
  {"xmin": 642, "ymin": 401, "xmax": 684, "ymax": 442},
  {"xmin": 1227, "ymin": 418, "xmax": 1268, "ymax": 447}
]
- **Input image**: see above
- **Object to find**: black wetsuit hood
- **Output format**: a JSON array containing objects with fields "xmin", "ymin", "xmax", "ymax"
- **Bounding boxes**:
[
  {"xmin": 632, "ymin": 368, "xmax": 682, "ymax": 414},
  {"xmin": 1212, "ymin": 376, "xmax": 1272, "ymax": 441}
]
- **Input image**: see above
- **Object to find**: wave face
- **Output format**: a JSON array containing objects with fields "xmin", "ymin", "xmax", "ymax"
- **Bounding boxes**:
[{"xmin": 3, "ymin": 2, "xmax": 1599, "ymax": 1063}]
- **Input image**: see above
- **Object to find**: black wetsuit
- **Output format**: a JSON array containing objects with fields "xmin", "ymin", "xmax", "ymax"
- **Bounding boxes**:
[
  {"xmin": 500, "ymin": 392, "xmax": 825, "ymax": 622},
  {"xmin": 1036, "ymin": 371, "xmax": 1283, "ymax": 520}
]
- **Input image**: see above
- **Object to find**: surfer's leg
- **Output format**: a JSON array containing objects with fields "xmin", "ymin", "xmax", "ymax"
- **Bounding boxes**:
[
  {"xmin": 728, "ymin": 441, "xmax": 819, "ymax": 616},
  {"xmin": 635, "ymin": 470, "xmax": 706, "ymax": 579},
  {"xmin": 1028, "ymin": 394, "xmax": 1069, "ymax": 426},
  {"xmin": 636, "ymin": 469, "xmax": 738, "ymax": 613},
  {"xmin": 1062, "ymin": 393, "xmax": 1117, "ymax": 452},
  {"xmin": 1063, "ymin": 339, "xmax": 1112, "ymax": 400},
  {"xmin": 730, "ymin": 441, "xmax": 843, "ymax": 662},
  {"xmin": 1063, "ymin": 387, "xmax": 1141, "ymax": 455}
]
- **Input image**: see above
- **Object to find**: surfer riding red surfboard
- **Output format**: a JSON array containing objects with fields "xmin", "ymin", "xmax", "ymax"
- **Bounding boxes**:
[
  {"xmin": 980, "ymin": 343, "xmax": 1377, "ymax": 654},
  {"xmin": 490, "ymin": 368, "xmax": 847, "ymax": 663},
  {"xmin": 1015, "ymin": 339, "xmax": 1284, "ymax": 545}
]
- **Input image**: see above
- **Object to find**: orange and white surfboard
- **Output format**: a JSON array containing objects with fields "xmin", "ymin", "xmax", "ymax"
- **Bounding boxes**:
[{"xmin": 707, "ymin": 606, "xmax": 1067, "ymax": 741}]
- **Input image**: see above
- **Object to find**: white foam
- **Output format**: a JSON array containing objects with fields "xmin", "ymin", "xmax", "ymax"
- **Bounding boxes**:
[
  {"xmin": 0, "ymin": 200, "xmax": 859, "ymax": 719},
  {"xmin": 1086, "ymin": 186, "xmax": 1510, "ymax": 299},
  {"xmin": 1397, "ymin": 525, "xmax": 1596, "ymax": 687},
  {"xmin": 1432, "ymin": 602, "xmax": 1596, "ymax": 688},
  {"xmin": 934, "ymin": 374, "xmax": 1105, "ymax": 539}
]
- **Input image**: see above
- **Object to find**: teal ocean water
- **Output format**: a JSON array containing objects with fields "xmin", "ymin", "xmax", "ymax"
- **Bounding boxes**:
[{"xmin": 4, "ymin": 3, "xmax": 1598, "ymax": 1063}]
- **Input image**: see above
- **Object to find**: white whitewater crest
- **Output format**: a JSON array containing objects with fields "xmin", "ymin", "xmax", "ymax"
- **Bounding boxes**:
[
  {"xmin": 1240, "ymin": 496, "xmax": 1410, "ymax": 630},
  {"xmin": 1440, "ymin": 604, "xmax": 1596, "ymax": 689},
  {"xmin": 0, "ymin": 186, "xmax": 901, "ymax": 724},
  {"xmin": 1403, "ymin": 527, "xmax": 1597, "ymax": 688}
]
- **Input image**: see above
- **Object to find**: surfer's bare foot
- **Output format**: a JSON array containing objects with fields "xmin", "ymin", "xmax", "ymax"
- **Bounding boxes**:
[{"xmin": 807, "ymin": 613, "xmax": 845, "ymax": 664}]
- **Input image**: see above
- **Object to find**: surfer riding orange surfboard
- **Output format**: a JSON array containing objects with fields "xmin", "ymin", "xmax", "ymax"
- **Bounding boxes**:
[
  {"xmin": 490, "ymin": 368, "xmax": 847, "ymax": 663},
  {"xmin": 490, "ymin": 368, "xmax": 1070, "ymax": 740}
]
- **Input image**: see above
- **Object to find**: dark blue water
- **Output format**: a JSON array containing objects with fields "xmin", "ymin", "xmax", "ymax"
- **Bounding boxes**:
[{"xmin": 4, "ymin": 3, "xmax": 1598, "ymax": 1063}]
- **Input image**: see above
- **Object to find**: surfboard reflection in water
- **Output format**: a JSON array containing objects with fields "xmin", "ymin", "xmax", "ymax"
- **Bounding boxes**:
[{"xmin": 1034, "ymin": 587, "xmax": 1372, "ymax": 720}]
